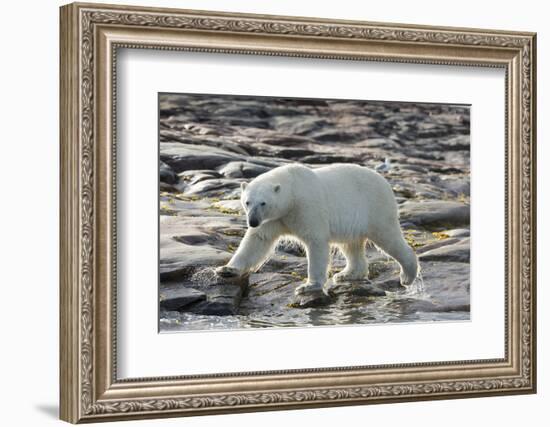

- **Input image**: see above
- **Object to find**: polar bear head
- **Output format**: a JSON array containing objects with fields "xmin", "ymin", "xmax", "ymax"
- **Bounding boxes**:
[{"xmin": 240, "ymin": 178, "xmax": 291, "ymax": 228}]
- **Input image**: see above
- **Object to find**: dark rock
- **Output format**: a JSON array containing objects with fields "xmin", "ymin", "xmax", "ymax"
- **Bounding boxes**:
[
  {"xmin": 375, "ymin": 277, "xmax": 404, "ymax": 291},
  {"xmin": 188, "ymin": 274, "xmax": 249, "ymax": 316},
  {"xmin": 159, "ymin": 182, "xmax": 178, "ymax": 192},
  {"xmin": 160, "ymin": 143, "xmax": 243, "ymax": 172},
  {"xmin": 301, "ymin": 154, "xmax": 357, "ymax": 164},
  {"xmin": 438, "ymin": 135, "xmax": 470, "ymax": 151},
  {"xmin": 289, "ymin": 289, "xmax": 332, "ymax": 308},
  {"xmin": 419, "ymin": 239, "xmax": 470, "ymax": 263},
  {"xmin": 188, "ymin": 299, "xmax": 237, "ymax": 316},
  {"xmin": 160, "ymin": 287, "xmax": 206, "ymax": 311},
  {"xmin": 310, "ymin": 128, "xmax": 365, "ymax": 143},
  {"xmin": 275, "ymin": 148, "xmax": 316, "ymax": 159},
  {"xmin": 257, "ymin": 135, "xmax": 313, "ymax": 146},
  {"xmin": 160, "ymin": 161, "xmax": 177, "ymax": 184}
]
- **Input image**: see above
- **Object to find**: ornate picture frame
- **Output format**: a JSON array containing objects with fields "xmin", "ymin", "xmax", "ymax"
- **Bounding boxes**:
[{"xmin": 60, "ymin": 2, "xmax": 536, "ymax": 423}]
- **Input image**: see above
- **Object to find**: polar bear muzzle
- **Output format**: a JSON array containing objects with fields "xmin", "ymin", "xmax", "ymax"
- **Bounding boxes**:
[{"xmin": 247, "ymin": 206, "xmax": 261, "ymax": 228}]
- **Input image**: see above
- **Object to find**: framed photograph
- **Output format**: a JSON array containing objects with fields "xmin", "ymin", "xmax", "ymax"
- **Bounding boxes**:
[{"xmin": 60, "ymin": 2, "xmax": 537, "ymax": 423}]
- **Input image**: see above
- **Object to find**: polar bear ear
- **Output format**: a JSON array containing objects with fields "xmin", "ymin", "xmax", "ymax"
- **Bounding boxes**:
[
  {"xmin": 240, "ymin": 182, "xmax": 248, "ymax": 192},
  {"xmin": 273, "ymin": 184, "xmax": 281, "ymax": 193}
]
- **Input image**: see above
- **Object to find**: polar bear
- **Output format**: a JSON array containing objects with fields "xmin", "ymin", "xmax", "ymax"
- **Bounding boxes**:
[{"xmin": 216, "ymin": 163, "xmax": 418, "ymax": 295}]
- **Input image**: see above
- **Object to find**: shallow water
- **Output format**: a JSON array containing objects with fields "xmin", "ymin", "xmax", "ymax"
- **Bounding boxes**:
[{"xmin": 159, "ymin": 283, "xmax": 469, "ymax": 333}]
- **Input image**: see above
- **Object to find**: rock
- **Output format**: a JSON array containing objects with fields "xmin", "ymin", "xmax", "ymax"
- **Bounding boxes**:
[
  {"xmin": 257, "ymin": 135, "xmax": 313, "ymax": 147},
  {"xmin": 310, "ymin": 128, "xmax": 366, "ymax": 143},
  {"xmin": 212, "ymin": 200, "xmax": 243, "ymax": 214},
  {"xmin": 188, "ymin": 274, "xmax": 249, "ymax": 316},
  {"xmin": 218, "ymin": 161, "xmax": 271, "ymax": 179},
  {"xmin": 416, "ymin": 238, "xmax": 461, "ymax": 254},
  {"xmin": 301, "ymin": 154, "xmax": 357, "ymax": 164},
  {"xmin": 419, "ymin": 239, "xmax": 470, "ymax": 263},
  {"xmin": 185, "ymin": 178, "xmax": 242, "ymax": 197},
  {"xmin": 159, "ymin": 216, "xmax": 233, "ymax": 280},
  {"xmin": 243, "ymin": 273, "xmax": 298, "ymax": 308},
  {"xmin": 275, "ymin": 147, "xmax": 316, "ymax": 159},
  {"xmin": 326, "ymin": 282, "xmax": 387, "ymax": 297},
  {"xmin": 160, "ymin": 161, "xmax": 177, "ymax": 184},
  {"xmin": 288, "ymin": 288, "xmax": 332, "ymax": 308},
  {"xmin": 415, "ymin": 261, "xmax": 470, "ymax": 311},
  {"xmin": 178, "ymin": 170, "xmax": 222, "ymax": 186},
  {"xmin": 272, "ymin": 116, "xmax": 329, "ymax": 136},
  {"xmin": 375, "ymin": 277, "xmax": 404, "ymax": 291},
  {"xmin": 159, "ymin": 182, "xmax": 178, "ymax": 192},
  {"xmin": 435, "ymin": 176, "xmax": 470, "ymax": 196},
  {"xmin": 362, "ymin": 138, "xmax": 400, "ymax": 149},
  {"xmin": 438, "ymin": 135, "xmax": 470, "ymax": 151},
  {"xmin": 160, "ymin": 286, "xmax": 206, "ymax": 311},
  {"xmin": 446, "ymin": 228, "xmax": 470, "ymax": 238},
  {"xmin": 160, "ymin": 142, "xmax": 243, "ymax": 172},
  {"xmin": 399, "ymin": 201, "xmax": 470, "ymax": 228},
  {"xmin": 242, "ymin": 156, "xmax": 288, "ymax": 169}
]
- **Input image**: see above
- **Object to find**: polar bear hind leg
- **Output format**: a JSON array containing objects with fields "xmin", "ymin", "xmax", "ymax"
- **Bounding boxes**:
[
  {"xmin": 370, "ymin": 226, "xmax": 419, "ymax": 286},
  {"xmin": 333, "ymin": 240, "xmax": 369, "ymax": 282}
]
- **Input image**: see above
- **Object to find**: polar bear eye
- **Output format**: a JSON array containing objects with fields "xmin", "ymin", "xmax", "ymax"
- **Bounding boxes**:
[
  {"xmin": 261, "ymin": 202, "xmax": 266, "ymax": 206},
  {"xmin": 245, "ymin": 201, "xmax": 250, "ymax": 206}
]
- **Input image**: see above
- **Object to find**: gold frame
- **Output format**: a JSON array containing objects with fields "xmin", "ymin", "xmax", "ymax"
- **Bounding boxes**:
[{"xmin": 59, "ymin": 2, "xmax": 537, "ymax": 423}]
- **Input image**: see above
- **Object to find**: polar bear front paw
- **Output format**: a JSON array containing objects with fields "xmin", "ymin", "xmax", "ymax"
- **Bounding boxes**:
[
  {"xmin": 215, "ymin": 265, "xmax": 245, "ymax": 278},
  {"xmin": 294, "ymin": 281, "xmax": 326, "ymax": 296}
]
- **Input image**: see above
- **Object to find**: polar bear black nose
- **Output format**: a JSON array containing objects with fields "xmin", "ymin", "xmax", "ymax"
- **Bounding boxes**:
[{"xmin": 249, "ymin": 217, "xmax": 260, "ymax": 228}]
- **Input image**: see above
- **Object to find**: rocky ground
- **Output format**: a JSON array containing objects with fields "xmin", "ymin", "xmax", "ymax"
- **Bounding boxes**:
[{"xmin": 158, "ymin": 93, "xmax": 471, "ymax": 332}]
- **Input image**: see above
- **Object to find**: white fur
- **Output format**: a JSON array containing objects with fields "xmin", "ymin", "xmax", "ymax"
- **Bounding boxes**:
[{"xmin": 219, "ymin": 164, "xmax": 418, "ymax": 294}]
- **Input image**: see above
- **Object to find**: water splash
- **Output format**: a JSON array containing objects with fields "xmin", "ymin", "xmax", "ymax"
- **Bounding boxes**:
[
  {"xmin": 404, "ymin": 269, "xmax": 426, "ymax": 297},
  {"xmin": 384, "ymin": 268, "xmax": 427, "ymax": 300}
]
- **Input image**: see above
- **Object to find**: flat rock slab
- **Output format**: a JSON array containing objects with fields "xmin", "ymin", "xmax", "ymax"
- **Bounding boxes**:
[
  {"xmin": 160, "ymin": 142, "xmax": 243, "ymax": 173},
  {"xmin": 159, "ymin": 216, "xmax": 236, "ymax": 280},
  {"xmin": 160, "ymin": 287, "xmax": 206, "ymax": 311},
  {"xmin": 416, "ymin": 238, "xmax": 460, "ymax": 254},
  {"xmin": 399, "ymin": 201, "xmax": 470, "ymax": 229},
  {"xmin": 417, "ymin": 261, "xmax": 470, "ymax": 311},
  {"xmin": 419, "ymin": 239, "xmax": 470, "ymax": 263}
]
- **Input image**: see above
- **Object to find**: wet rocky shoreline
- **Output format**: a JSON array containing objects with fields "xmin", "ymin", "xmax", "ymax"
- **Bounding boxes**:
[{"xmin": 158, "ymin": 93, "xmax": 470, "ymax": 332}]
